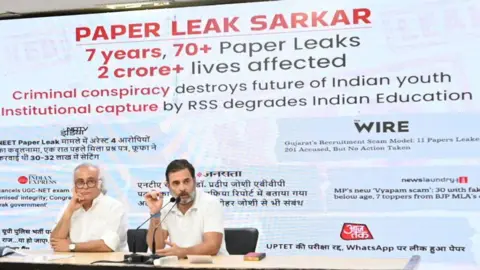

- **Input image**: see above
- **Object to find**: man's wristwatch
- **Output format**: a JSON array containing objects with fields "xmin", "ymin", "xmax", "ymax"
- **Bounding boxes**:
[{"xmin": 69, "ymin": 243, "xmax": 76, "ymax": 252}]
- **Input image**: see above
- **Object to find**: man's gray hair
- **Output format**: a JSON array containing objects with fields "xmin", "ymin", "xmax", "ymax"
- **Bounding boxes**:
[{"xmin": 73, "ymin": 163, "xmax": 107, "ymax": 194}]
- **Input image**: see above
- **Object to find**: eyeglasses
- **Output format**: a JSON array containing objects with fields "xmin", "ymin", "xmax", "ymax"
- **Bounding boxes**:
[{"xmin": 75, "ymin": 179, "xmax": 97, "ymax": 189}]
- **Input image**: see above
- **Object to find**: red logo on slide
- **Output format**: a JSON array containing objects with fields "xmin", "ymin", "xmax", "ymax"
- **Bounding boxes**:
[
  {"xmin": 17, "ymin": 176, "xmax": 28, "ymax": 184},
  {"xmin": 340, "ymin": 223, "xmax": 373, "ymax": 241},
  {"xmin": 458, "ymin": 176, "xmax": 468, "ymax": 184}
]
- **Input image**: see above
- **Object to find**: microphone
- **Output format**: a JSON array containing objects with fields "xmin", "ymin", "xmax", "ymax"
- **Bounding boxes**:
[
  {"xmin": 124, "ymin": 196, "xmax": 177, "ymax": 263},
  {"xmin": 145, "ymin": 196, "xmax": 180, "ymax": 265},
  {"xmin": 137, "ymin": 197, "xmax": 176, "ymax": 231}
]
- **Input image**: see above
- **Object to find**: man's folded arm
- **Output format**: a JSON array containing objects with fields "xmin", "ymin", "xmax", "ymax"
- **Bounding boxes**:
[
  {"xmin": 75, "ymin": 204, "xmax": 127, "ymax": 252},
  {"xmin": 50, "ymin": 204, "xmax": 71, "ymax": 240},
  {"xmin": 73, "ymin": 240, "xmax": 113, "ymax": 252}
]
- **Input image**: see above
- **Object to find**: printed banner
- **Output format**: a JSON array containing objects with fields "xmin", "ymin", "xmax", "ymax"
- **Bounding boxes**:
[{"xmin": 0, "ymin": 0, "xmax": 479, "ymax": 267}]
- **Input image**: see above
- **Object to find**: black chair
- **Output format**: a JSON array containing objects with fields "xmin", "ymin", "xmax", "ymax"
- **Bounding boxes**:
[
  {"xmin": 127, "ymin": 229, "xmax": 148, "ymax": 252},
  {"xmin": 127, "ymin": 227, "xmax": 259, "ymax": 255},
  {"xmin": 224, "ymin": 228, "xmax": 259, "ymax": 255}
]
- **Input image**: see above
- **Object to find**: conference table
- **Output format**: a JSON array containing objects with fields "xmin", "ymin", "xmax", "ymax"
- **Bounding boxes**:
[{"xmin": 0, "ymin": 251, "xmax": 413, "ymax": 270}]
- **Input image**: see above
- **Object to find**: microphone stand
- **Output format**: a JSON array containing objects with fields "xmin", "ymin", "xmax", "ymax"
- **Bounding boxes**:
[
  {"xmin": 144, "ymin": 198, "xmax": 180, "ymax": 265},
  {"xmin": 124, "ymin": 197, "xmax": 176, "ymax": 263}
]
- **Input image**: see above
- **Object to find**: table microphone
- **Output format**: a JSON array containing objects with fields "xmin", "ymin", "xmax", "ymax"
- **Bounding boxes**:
[
  {"xmin": 124, "ymin": 196, "xmax": 177, "ymax": 263},
  {"xmin": 144, "ymin": 197, "xmax": 180, "ymax": 265}
]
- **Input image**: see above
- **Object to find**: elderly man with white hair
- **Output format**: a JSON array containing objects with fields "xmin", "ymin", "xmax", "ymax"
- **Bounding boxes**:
[{"xmin": 50, "ymin": 163, "xmax": 128, "ymax": 252}]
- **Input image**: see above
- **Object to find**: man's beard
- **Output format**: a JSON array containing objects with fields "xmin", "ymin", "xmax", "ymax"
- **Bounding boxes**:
[{"xmin": 172, "ymin": 190, "xmax": 196, "ymax": 205}]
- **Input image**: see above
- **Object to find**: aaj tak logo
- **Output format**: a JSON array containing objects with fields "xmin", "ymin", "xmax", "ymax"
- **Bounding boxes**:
[
  {"xmin": 340, "ymin": 223, "xmax": 373, "ymax": 241},
  {"xmin": 17, "ymin": 174, "xmax": 57, "ymax": 185}
]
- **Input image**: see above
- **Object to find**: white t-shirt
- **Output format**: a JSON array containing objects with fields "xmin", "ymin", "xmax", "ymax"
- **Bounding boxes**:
[
  {"xmin": 54, "ymin": 193, "xmax": 128, "ymax": 252},
  {"xmin": 160, "ymin": 190, "xmax": 229, "ymax": 255}
]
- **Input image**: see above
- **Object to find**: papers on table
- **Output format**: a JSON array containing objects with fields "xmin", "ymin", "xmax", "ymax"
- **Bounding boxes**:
[
  {"xmin": 187, "ymin": 255, "xmax": 213, "ymax": 264},
  {"xmin": 21, "ymin": 253, "xmax": 74, "ymax": 262}
]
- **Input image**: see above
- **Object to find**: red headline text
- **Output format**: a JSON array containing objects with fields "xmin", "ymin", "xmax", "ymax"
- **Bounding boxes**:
[{"xmin": 76, "ymin": 9, "xmax": 371, "ymax": 42}]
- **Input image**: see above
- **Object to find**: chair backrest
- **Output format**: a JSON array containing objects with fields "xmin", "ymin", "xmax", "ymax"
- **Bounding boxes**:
[
  {"xmin": 224, "ymin": 228, "xmax": 259, "ymax": 255},
  {"xmin": 127, "ymin": 229, "xmax": 148, "ymax": 252},
  {"xmin": 127, "ymin": 227, "xmax": 259, "ymax": 254}
]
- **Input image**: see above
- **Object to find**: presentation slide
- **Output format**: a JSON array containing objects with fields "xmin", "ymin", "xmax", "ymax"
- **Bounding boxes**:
[{"xmin": 0, "ymin": 0, "xmax": 479, "ymax": 267}]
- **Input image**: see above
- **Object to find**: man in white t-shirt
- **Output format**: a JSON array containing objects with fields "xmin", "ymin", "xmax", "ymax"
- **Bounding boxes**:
[
  {"xmin": 50, "ymin": 163, "xmax": 128, "ymax": 252},
  {"xmin": 145, "ymin": 159, "xmax": 228, "ymax": 258}
]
